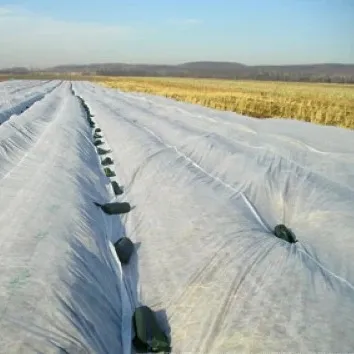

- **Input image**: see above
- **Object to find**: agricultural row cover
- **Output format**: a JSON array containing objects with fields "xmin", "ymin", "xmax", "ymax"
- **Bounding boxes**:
[
  {"xmin": 0, "ymin": 79, "xmax": 354, "ymax": 353},
  {"xmin": 0, "ymin": 80, "xmax": 61, "ymax": 124}
]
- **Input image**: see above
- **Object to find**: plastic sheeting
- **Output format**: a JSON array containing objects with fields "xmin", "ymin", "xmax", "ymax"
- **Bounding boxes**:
[
  {"xmin": 0, "ymin": 80, "xmax": 60, "ymax": 124},
  {"xmin": 1, "ymin": 79, "xmax": 354, "ymax": 353},
  {"xmin": 0, "ymin": 80, "xmax": 53, "ymax": 98},
  {"xmin": 73, "ymin": 81, "xmax": 354, "ymax": 353},
  {"xmin": 0, "ymin": 82, "xmax": 130, "ymax": 353}
]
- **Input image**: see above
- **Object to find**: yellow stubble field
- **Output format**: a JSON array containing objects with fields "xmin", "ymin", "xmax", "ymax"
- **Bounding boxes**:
[{"xmin": 99, "ymin": 77, "xmax": 354, "ymax": 129}]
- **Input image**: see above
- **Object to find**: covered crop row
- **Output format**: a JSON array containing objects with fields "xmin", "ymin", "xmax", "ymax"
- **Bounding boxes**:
[
  {"xmin": 0, "ymin": 80, "xmax": 61, "ymax": 125},
  {"xmin": 76, "ymin": 91, "xmax": 171, "ymax": 353},
  {"xmin": 0, "ymin": 83, "xmax": 71, "ymax": 177},
  {"xmin": 0, "ymin": 79, "xmax": 53, "ymax": 97},
  {"xmin": 0, "ymin": 82, "xmax": 133, "ymax": 353},
  {"xmin": 73, "ymin": 81, "xmax": 354, "ymax": 352}
]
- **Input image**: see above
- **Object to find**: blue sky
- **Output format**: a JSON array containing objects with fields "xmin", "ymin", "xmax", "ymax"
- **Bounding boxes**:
[{"xmin": 0, "ymin": 0, "xmax": 353, "ymax": 68}]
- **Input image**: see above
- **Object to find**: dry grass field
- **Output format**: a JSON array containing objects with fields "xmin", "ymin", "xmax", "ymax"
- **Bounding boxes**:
[{"xmin": 100, "ymin": 77, "xmax": 354, "ymax": 129}]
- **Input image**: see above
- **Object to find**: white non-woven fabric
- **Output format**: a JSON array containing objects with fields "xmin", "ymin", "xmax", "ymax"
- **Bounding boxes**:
[
  {"xmin": 0, "ymin": 80, "xmax": 60, "ymax": 124},
  {"xmin": 0, "ymin": 81, "xmax": 129, "ymax": 353},
  {"xmin": 1, "ymin": 78, "xmax": 354, "ymax": 353},
  {"xmin": 73, "ymin": 81, "xmax": 354, "ymax": 353},
  {"xmin": 0, "ymin": 80, "xmax": 52, "ymax": 99}
]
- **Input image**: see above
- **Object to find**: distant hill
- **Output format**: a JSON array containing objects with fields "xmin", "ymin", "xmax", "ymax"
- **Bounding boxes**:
[
  {"xmin": 1, "ymin": 62, "xmax": 354, "ymax": 83},
  {"xmin": 0, "ymin": 67, "xmax": 30, "ymax": 74},
  {"xmin": 178, "ymin": 61, "xmax": 247, "ymax": 70}
]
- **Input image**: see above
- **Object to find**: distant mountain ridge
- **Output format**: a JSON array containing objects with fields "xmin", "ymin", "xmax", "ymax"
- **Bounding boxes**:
[
  {"xmin": 178, "ymin": 61, "xmax": 247, "ymax": 69},
  {"xmin": 1, "ymin": 61, "xmax": 354, "ymax": 83}
]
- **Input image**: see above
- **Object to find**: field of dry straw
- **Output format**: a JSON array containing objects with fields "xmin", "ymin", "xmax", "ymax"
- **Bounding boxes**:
[{"xmin": 99, "ymin": 77, "xmax": 354, "ymax": 129}]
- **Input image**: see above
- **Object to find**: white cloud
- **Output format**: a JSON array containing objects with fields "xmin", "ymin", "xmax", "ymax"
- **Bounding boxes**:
[{"xmin": 0, "ymin": 6, "xmax": 141, "ymax": 68}]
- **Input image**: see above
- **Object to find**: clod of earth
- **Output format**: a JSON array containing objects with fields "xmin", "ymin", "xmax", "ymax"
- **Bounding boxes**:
[
  {"xmin": 97, "ymin": 147, "xmax": 112, "ymax": 155},
  {"xmin": 111, "ymin": 181, "xmax": 124, "ymax": 195},
  {"xmin": 274, "ymin": 224, "xmax": 297, "ymax": 243},
  {"xmin": 94, "ymin": 140, "xmax": 104, "ymax": 146},
  {"xmin": 101, "ymin": 157, "xmax": 114, "ymax": 166},
  {"xmin": 133, "ymin": 306, "xmax": 171, "ymax": 353},
  {"xmin": 93, "ymin": 201, "xmax": 132, "ymax": 215},
  {"xmin": 104, "ymin": 167, "xmax": 116, "ymax": 177},
  {"xmin": 114, "ymin": 237, "xmax": 134, "ymax": 264}
]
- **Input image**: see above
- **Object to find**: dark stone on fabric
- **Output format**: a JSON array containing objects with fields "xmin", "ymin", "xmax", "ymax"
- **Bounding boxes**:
[
  {"xmin": 132, "ymin": 306, "xmax": 171, "ymax": 353},
  {"xmin": 114, "ymin": 237, "xmax": 134, "ymax": 264},
  {"xmin": 97, "ymin": 147, "xmax": 111, "ymax": 155},
  {"xmin": 101, "ymin": 157, "xmax": 114, "ymax": 166},
  {"xmin": 95, "ymin": 128, "xmax": 102, "ymax": 133},
  {"xmin": 93, "ymin": 201, "xmax": 131, "ymax": 215},
  {"xmin": 111, "ymin": 181, "xmax": 124, "ymax": 195},
  {"xmin": 94, "ymin": 139, "xmax": 104, "ymax": 146},
  {"xmin": 104, "ymin": 167, "xmax": 116, "ymax": 177},
  {"xmin": 274, "ymin": 224, "xmax": 297, "ymax": 243}
]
